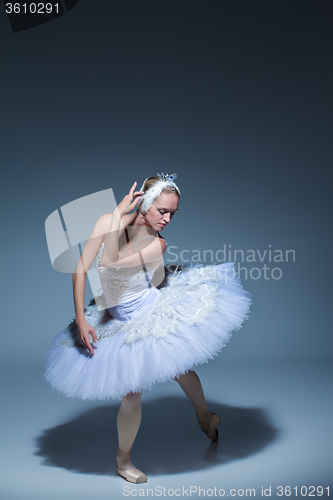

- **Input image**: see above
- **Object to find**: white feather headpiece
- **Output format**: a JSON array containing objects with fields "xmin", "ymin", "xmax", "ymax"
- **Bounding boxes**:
[{"xmin": 138, "ymin": 173, "xmax": 181, "ymax": 214}]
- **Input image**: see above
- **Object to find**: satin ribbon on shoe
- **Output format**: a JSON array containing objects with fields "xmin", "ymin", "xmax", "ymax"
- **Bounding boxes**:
[{"xmin": 116, "ymin": 448, "xmax": 147, "ymax": 484}]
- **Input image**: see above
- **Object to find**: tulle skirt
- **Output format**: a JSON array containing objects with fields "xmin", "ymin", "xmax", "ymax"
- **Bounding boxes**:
[{"xmin": 43, "ymin": 262, "xmax": 252, "ymax": 401}]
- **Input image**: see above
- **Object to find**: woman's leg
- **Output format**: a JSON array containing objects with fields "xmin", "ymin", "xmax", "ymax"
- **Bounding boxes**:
[
  {"xmin": 117, "ymin": 391, "xmax": 142, "ymax": 470},
  {"xmin": 175, "ymin": 370, "xmax": 220, "ymax": 440},
  {"xmin": 174, "ymin": 370, "xmax": 209, "ymax": 414}
]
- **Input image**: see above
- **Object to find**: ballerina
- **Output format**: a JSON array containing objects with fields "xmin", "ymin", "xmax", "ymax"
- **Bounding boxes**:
[{"xmin": 44, "ymin": 173, "xmax": 252, "ymax": 483}]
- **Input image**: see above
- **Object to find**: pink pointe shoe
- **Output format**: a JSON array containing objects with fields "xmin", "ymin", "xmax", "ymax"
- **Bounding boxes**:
[
  {"xmin": 116, "ymin": 448, "xmax": 147, "ymax": 484},
  {"xmin": 196, "ymin": 410, "xmax": 221, "ymax": 441}
]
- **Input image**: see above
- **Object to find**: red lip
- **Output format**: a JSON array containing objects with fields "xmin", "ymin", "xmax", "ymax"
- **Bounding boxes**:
[{"xmin": 159, "ymin": 224, "xmax": 166, "ymax": 227}]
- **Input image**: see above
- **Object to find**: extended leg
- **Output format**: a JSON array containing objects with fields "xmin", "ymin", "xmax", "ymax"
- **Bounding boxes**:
[
  {"xmin": 174, "ymin": 370, "xmax": 209, "ymax": 413},
  {"xmin": 174, "ymin": 370, "xmax": 220, "ymax": 440}
]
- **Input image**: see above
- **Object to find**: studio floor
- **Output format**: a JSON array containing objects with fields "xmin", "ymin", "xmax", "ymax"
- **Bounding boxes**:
[{"xmin": 1, "ymin": 358, "xmax": 332, "ymax": 500}]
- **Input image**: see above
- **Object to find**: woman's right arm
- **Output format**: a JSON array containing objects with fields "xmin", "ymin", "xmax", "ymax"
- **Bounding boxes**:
[
  {"xmin": 72, "ymin": 213, "xmax": 111, "ymax": 355},
  {"xmin": 72, "ymin": 273, "xmax": 97, "ymax": 354}
]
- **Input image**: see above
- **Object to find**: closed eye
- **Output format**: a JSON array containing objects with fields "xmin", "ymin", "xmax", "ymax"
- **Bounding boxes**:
[{"xmin": 158, "ymin": 210, "xmax": 177, "ymax": 215}]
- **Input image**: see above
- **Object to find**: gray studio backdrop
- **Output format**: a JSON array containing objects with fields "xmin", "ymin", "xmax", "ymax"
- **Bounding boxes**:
[{"xmin": 1, "ymin": 0, "xmax": 332, "ymax": 370}]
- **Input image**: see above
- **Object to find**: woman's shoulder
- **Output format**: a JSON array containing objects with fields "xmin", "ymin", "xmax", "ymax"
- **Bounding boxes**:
[{"xmin": 157, "ymin": 233, "xmax": 167, "ymax": 252}]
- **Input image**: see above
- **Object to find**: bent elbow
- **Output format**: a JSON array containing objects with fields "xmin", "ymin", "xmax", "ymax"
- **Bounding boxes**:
[{"xmin": 72, "ymin": 271, "xmax": 87, "ymax": 282}]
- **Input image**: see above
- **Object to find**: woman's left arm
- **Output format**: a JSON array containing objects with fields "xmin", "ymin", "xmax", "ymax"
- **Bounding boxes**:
[
  {"xmin": 101, "ymin": 208, "xmax": 123, "ymax": 264},
  {"xmin": 101, "ymin": 181, "xmax": 143, "ymax": 266}
]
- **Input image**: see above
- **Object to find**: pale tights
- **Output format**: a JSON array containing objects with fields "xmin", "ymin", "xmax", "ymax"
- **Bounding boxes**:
[{"xmin": 117, "ymin": 370, "xmax": 209, "ymax": 470}]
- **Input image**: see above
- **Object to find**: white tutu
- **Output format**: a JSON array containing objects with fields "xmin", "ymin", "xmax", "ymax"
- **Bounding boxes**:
[{"xmin": 43, "ymin": 237, "xmax": 252, "ymax": 401}]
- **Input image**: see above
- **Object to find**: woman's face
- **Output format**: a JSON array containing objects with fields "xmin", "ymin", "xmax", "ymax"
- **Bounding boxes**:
[{"xmin": 145, "ymin": 192, "xmax": 179, "ymax": 231}]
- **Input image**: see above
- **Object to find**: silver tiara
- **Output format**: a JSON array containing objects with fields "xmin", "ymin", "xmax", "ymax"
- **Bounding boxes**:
[{"xmin": 156, "ymin": 172, "xmax": 177, "ymax": 183}]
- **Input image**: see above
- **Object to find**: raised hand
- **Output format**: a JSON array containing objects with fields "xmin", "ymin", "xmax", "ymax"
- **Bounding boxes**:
[{"xmin": 116, "ymin": 182, "xmax": 144, "ymax": 217}]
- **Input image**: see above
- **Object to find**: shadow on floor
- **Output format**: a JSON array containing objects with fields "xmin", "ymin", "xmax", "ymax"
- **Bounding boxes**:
[{"xmin": 34, "ymin": 396, "xmax": 279, "ymax": 476}]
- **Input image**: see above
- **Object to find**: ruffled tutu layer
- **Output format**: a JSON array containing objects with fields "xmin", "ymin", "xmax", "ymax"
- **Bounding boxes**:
[{"xmin": 43, "ymin": 262, "xmax": 252, "ymax": 401}]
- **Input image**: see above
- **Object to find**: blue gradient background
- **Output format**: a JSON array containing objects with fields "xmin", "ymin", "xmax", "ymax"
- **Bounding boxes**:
[{"xmin": 1, "ymin": 1, "xmax": 332, "ymax": 499}]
